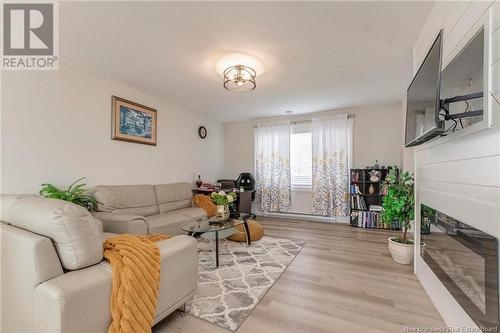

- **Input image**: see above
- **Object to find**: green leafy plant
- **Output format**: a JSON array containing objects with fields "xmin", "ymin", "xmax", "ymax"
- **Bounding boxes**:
[
  {"xmin": 39, "ymin": 177, "xmax": 99, "ymax": 212},
  {"xmin": 381, "ymin": 169, "xmax": 415, "ymax": 244},
  {"xmin": 422, "ymin": 205, "xmax": 436, "ymax": 218},
  {"xmin": 210, "ymin": 190, "xmax": 237, "ymax": 206},
  {"xmin": 421, "ymin": 205, "xmax": 436, "ymax": 234}
]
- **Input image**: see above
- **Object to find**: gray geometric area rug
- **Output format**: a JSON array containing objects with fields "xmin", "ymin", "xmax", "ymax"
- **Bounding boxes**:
[{"xmin": 186, "ymin": 236, "xmax": 306, "ymax": 331}]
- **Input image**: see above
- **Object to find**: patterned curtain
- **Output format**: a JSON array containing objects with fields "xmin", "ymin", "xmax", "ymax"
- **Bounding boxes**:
[
  {"xmin": 254, "ymin": 124, "xmax": 291, "ymax": 213},
  {"xmin": 311, "ymin": 115, "xmax": 353, "ymax": 217}
]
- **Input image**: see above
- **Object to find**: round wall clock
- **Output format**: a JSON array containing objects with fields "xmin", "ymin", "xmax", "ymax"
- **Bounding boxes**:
[{"xmin": 198, "ymin": 126, "xmax": 207, "ymax": 139}]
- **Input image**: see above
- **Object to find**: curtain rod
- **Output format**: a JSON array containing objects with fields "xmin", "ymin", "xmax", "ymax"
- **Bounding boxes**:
[
  {"xmin": 253, "ymin": 114, "xmax": 355, "ymax": 128},
  {"xmin": 291, "ymin": 114, "xmax": 355, "ymax": 124}
]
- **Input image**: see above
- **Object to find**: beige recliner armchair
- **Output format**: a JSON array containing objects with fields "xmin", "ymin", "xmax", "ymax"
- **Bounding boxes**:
[{"xmin": 0, "ymin": 194, "xmax": 198, "ymax": 333}]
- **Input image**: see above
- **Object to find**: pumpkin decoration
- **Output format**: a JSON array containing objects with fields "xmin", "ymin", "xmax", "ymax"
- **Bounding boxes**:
[
  {"xmin": 192, "ymin": 194, "xmax": 216, "ymax": 217},
  {"xmin": 228, "ymin": 219, "xmax": 264, "ymax": 242}
]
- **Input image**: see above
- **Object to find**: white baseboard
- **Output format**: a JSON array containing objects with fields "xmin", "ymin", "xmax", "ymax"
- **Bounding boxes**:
[{"xmin": 259, "ymin": 212, "xmax": 350, "ymax": 223}]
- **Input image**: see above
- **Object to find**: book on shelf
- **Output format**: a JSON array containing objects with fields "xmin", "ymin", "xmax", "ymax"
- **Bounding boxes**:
[
  {"xmin": 350, "ymin": 184, "xmax": 367, "ymax": 210},
  {"xmin": 349, "ymin": 167, "xmax": 399, "ymax": 229},
  {"xmin": 350, "ymin": 184, "xmax": 363, "ymax": 194},
  {"xmin": 350, "ymin": 211, "xmax": 358, "ymax": 225},
  {"xmin": 351, "ymin": 170, "xmax": 360, "ymax": 182},
  {"xmin": 369, "ymin": 205, "xmax": 383, "ymax": 212},
  {"xmin": 351, "ymin": 211, "xmax": 383, "ymax": 228}
]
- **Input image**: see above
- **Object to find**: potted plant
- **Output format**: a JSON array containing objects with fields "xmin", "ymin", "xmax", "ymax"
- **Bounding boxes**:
[
  {"xmin": 210, "ymin": 190, "xmax": 237, "ymax": 221},
  {"xmin": 421, "ymin": 205, "xmax": 436, "ymax": 234},
  {"xmin": 381, "ymin": 169, "xmax": 418, "ymax": 265},
  {"xmin": 39, "ymin": 177, "xmax": 99, "ymax": 212}
]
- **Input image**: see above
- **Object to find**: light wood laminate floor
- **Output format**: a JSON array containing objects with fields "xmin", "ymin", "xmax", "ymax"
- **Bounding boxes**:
[{"xmin": 154, "ymin": 218, "xmax": 445, "ymax": 333}]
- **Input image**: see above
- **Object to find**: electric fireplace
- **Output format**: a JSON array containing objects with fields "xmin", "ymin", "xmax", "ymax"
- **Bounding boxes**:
[{"xmin": 421, "ymin": 205, "xmax": 499, "ymax": 330}]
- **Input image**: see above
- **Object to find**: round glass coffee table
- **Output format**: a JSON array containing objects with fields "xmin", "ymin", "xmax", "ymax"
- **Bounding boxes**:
[{"xmin": 182, "ymin": 213, "xmax": 252, "ymax": 268}]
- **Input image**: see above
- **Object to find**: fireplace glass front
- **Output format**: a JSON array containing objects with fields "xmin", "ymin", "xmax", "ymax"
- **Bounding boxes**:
[{"xmin": 421, "ymin": 205, "xmax": 498, "ymax": 330}]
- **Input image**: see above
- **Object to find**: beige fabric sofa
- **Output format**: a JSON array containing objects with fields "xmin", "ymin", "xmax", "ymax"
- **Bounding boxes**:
[
  {"xmin": 0, "ymin": 194, "xmax": 198, "ymax": 333},
  {"xmin": 93, "ymin": 183, "xmax": 207, "ymax": 236}
]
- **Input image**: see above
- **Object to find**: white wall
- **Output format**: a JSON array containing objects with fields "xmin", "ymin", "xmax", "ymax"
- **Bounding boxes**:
[
  {"xmin": 410, "ymin": 1, "xmax": 500, "ymax": 329},
  {"xmin": 223, "ymin": 102, "xmax": 404, "ymax": 214},
  {"xmin": 1, "ymin": 69, "xmax": 225, "ymax": 193},
  {"xmin": 224, "ymin": 121, "xmax": 254, "ymax": 179}
]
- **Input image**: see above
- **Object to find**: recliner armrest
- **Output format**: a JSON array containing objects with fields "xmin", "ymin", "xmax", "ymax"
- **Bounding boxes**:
[{"xmin": 93, "ymin": 212, "xmax": 148, "ymax": 235}]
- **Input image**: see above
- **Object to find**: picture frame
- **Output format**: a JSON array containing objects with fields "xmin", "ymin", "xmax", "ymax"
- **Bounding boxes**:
[{"xmin": 111, "ymin": 96, "xmax": 157, "ymax": 146}]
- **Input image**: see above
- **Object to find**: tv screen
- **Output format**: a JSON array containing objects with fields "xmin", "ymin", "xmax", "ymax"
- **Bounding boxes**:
[{"xmin": 405, "ymin": 30, "xmax": 445, "ymax": 147}]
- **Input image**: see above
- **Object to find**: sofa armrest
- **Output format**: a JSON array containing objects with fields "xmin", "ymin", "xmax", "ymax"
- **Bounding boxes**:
[
  {"xmin": 154, "ymin": 235, "xmax": 198, "ymax": 323},
  {"xmin": 93, "ymin": 212, "xmax": 148, "ymax": 235},
  {"xmin": 1, "ymin": 224, "xmax": 65, "ymax": 333},
  {"xmin": 34, "ymin": 236, "xmax": 198, "ymax": 331},
  {"xmin": 33, "ymin": 262, "xmax": 112, "ymax": 333}
]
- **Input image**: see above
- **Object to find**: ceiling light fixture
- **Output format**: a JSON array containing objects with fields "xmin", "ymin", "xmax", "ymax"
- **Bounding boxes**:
[{"xmin": 223, "ymin": 65, "xmax": 256, "ymax": 93}]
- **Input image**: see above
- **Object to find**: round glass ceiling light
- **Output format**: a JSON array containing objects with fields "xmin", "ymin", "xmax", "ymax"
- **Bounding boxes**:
[{"xmin": 223, "ymin": 65, "xmax": 256, "ymax": 93}]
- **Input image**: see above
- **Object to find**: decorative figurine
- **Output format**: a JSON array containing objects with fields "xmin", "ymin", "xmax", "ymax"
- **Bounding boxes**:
[
  {"xmin": 369, "ymin": 170, "xmax": 380, "ymax": 182},
  {"xmin": 195, "ymin": 175, "xmax": 203, "ymax": 188}
]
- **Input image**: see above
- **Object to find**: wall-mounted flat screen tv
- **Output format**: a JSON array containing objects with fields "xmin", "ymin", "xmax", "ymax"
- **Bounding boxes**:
[{"xmin": 405, "ymin": 30, "xmax": 445, "ymax": 147}]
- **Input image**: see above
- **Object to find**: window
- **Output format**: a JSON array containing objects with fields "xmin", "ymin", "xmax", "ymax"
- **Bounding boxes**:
[{"xmin": 290, "ymin": 128, "xmax": 312, "ymax": 188}]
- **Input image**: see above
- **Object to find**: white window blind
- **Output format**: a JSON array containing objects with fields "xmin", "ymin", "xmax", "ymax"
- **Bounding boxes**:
[{"xmin": 290, "ymin": 131, "xmax": 312, "ymax": 187}]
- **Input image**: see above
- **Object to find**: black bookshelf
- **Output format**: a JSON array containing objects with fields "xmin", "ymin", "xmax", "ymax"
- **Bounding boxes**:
[{"xmin": 350, "ymin": 167, "xmax": 400, "ymax": 230}]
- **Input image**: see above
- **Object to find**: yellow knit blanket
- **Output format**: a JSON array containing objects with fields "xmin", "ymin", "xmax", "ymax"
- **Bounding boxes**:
[{"xmin": 104, "ymin": 234, "xmax": 170, "ymax": 333}]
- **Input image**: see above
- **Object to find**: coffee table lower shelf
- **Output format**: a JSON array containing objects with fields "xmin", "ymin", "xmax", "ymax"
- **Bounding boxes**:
[{"xmin": 183, "ymin": 215, "xmax": 252, "ymax": 268}]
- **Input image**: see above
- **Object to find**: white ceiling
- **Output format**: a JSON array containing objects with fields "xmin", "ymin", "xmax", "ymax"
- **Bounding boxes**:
[{"xmin": 60, "ymin": 1, "xmax": 434, "ymax": 122}]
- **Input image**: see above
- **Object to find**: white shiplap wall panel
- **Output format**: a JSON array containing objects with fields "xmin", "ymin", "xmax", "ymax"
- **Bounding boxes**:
[
  {"xmin": 419, "ymin": 183, "xmax": 500, "ymax": 238},
  {"xmin": 490, "ymin": 91, "xmax": 500, "ymax": 128},
  {"xmin": 491, "ymin": 90, "xmax": 500, "ymax": 126},
  {"xmin": 492, "ymin": 0, "xmax": 500, "ymax": 32},
  {"xmin": 416, "ymin": 127, "xmax": 499, "ymax": 164},
  {"xmin": 490, "ymin": 3, "xmax": 500, "ymax": 125},
  {"xmin": 442, "ymin": 1, "xmax": 492, "ymax": 65},
  {"xmin": 417, "ymin": 155, "xmax": 500, "ymax": 187},
  {"xmin": 412, "ymin": 1, "xmax": 500, "ymax": 330},
  {"xmin": 442, "ymin": 1, "xmax": 471, "ymax": 39},
  {"xmin": 419, "ymin": 180, "xmax": 500, "ymax": 207},
  {"xmin": 492, "ymin": 26, "xmax": 500, "ymax": 64},
  {"xmin": 441, "ymin": 1, "xmax": 473, "ymax": 62},
  {"xmin": 414, "ymin": 1, "xmax": 456, "ymax": 72},
  {"xmin": 492, "ymin": 60, "xmax": 500, "ymax": 94}
]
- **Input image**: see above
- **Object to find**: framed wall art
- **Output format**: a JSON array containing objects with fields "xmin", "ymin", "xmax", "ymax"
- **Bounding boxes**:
[{"xmin": 111, "ymin": 96, "xmax": 157, "ymax": 146}]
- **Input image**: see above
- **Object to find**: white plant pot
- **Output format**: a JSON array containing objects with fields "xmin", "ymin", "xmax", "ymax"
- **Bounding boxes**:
[
  {"xmin": 388, "ymin": 237, "xmax": 414, "ymax": 265},
  {"xmin": 420, "ymin": 242, "xmax": 426, "ymax": 258}
]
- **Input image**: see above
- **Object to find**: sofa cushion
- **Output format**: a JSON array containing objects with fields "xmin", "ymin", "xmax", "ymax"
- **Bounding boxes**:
[
  {"xmin": 154, "ymin": 183, "xmax": 192, "ymax": 214},
  {"xmin": 146, "ymin": 212, "xmax": 191, "ymax": 236},
  {"xmin": 1, "ymin": 193, "xmax": 39, "ymax": 222},
  {"xmin": 93, "ymin": 212, "xmax": 148, "ymax": 235},
  {"xmin": 176, "ymin": 207, "xmax": 207, "ymax": 221},
  {"xmin": 6, "ymin": 196, "xmax": 103, "ymax": 270},
  {"xmin": 94, "ymin": 185, "xmax": 159, "ymax": 216}
]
